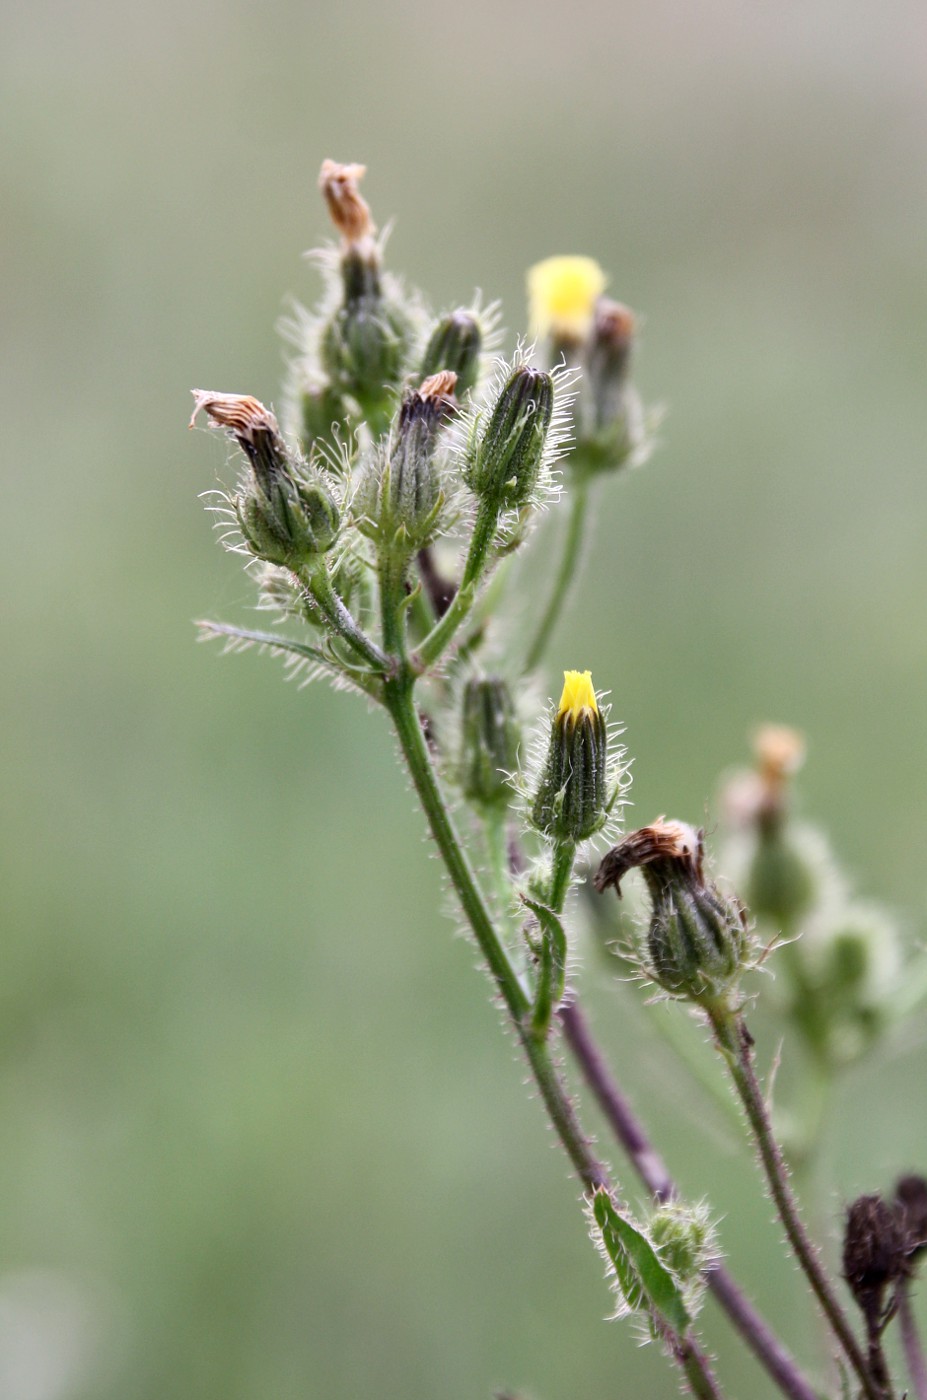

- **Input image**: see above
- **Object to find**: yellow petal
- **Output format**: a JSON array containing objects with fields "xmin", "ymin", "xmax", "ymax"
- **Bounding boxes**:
[
  {"xmin": 527, "ymin": 256, "xmax": 608, "ymax": 341},
  {"xmin": 557, "ymin": 669, "xmax": 598, "ymax": 722}
]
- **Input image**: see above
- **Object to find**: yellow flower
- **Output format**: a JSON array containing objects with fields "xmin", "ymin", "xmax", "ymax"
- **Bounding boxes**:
[
  {"xmin": 527, "ymin": 256, "xmax": 608, "ymax": 342},
  {"xmin": 557, "ymin": 669, "xmax": 598, "ymax": 724}
]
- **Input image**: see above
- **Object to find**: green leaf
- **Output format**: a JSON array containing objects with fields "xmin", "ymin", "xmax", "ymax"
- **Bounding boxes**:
[
  {"xmin": 591, "ymin": 1189, "xmax": 691, "ymax": 1336},
  {"xmin": 522, "ymin": 896, "xmax": 567, "ymax": 1038}
]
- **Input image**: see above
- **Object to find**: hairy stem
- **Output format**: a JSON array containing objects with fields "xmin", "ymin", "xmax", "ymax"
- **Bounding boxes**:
[
  {"xmin": 414, "ymin": 500, "xmax": 498, "ymax": 670},
  {"xmin": 300, "ymin": 565, "xmax": 390, "ymax": 672},
  {"xmin": 559, "ymin": 1000, "xmax": 821, "ymax": 1400},
  {"xmin": 523, "ymin": 477, "xmax": 590, "ymax": 674},
  {"xmin": 708, "ymin": 1009, "xmax": 879, "ymax": 1400},
  {"xmin": 898, "ymin": 1281, "xmax": 927, "ymax": 1400},
  {"xmin": 383, "ymin": 677, "xmax": 605, "ymax": 1189},
  {"xmin": 381, "ymin": 671, "xmax": 726, "ymax": 1397}
]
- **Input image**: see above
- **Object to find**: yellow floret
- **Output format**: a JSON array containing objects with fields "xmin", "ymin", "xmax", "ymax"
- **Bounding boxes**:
[
  {"xmin": 557, "ymin": 669, "xmax": 598, "ymax": 722},
  {"xmin": 527, "ymin": 256, "xmax": 608, "ymax": 341}
]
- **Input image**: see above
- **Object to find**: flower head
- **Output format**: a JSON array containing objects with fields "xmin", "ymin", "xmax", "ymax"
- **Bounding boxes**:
[
  {"xmin": 318, "ymin": 159, "xmax": 375, "ymax": 248},
  {"xmin": 527, "ymin": 255, "xmax": 607, "ymax": 343},
  {"xmin": 557, "ymin": 669, "xmax": 598, "ymax": 724}
]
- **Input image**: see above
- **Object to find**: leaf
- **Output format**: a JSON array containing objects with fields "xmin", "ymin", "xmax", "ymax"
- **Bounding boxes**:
[
  {"xmin": 522, "ymin": 896, "xmax": 567, "ymax": 1037},
  {"xmin": 591, "ymin": 1189, "xmax": 691, "ymax": 1337}
]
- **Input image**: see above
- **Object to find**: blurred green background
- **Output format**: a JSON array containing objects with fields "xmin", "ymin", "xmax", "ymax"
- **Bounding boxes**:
[{"xmin": 2, "ymin": 0, "xmax": 926, "ymax": 1396}]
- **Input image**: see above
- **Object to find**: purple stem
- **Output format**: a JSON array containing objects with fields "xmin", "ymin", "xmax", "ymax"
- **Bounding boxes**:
[
  {"xmin": 899, "ymin": 1280, "xmax": 927, "ymax": 1400},
  {"xmin": 559, "ymin": 1000, "xmax": 820, "ymax": 1400}
]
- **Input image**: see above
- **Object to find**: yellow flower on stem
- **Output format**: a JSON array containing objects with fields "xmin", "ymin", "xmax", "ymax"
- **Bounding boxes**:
[
  {"xmin": 527, "ymin": 256, "xmax": 608, "ymax": 343},
  {"xmin": 557, "ymin": 668, "xmax": 599, "ymax": 725}
]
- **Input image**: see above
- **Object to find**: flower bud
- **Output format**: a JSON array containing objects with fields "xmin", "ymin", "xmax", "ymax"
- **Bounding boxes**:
[
  {"xmin": 299, "ymin": 379, "xmax": 349, "ymax": 456},
  {"xmin": 465, "ymin": 364, "xmax": 555, "ymax": 510},
  {"xmin": 459, "ymin": 676, "xmax": 520, "ymax": 810},
  {"xmin": 420, "ymin": 310, "xmax": 483, "ymax": 398},
  {"xmin": 527, "ymin": 255, "xmax": 607, "ymax": 349},
  {"xmin": 649, "ymin": 1201, "xmax": 717, "ymax": 1316},
  {"xmin": 531, "ymin": 671, "xmax": 608, "ymax": 843},
  {"xmin": 895, "ymin": 1176, "xmax": 927, "ymax": 1260},
  {"xmin": 357, "ymin": 373, "xmax": 454, "ymax": 552},
  {"xmin": 843, "ymin": 1194, "xmax": 908, "ymax": 1319},
  {"xmin": 317, "ymin": 160, "xmax": 413, "ymax": 421},
  {"xmin": 190, "ymin": 391, "xmax": 340, "ymax": 567},
  {"xmin": 595, "ymin": 820, "xmax": 749, "ymax": 1003}
]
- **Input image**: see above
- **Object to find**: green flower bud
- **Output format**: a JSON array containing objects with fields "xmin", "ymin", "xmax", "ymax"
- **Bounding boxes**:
[
  {"xmin": 420, "ymin": 310, "xmax": 482, "ymax": 398},
  {"xmin": 465, "ymin": 364, "xmax": 554, "ymax": 510},
  {"xmin": 648, "ymin": 1202, "xmax": 717, "ymax": 1316},
  {"xmin": 317, "ymin": 160, "xmax": 414, "ymax": 424},
  {"xmin": 320, "ymin": 255, "xmax": 412, "ymax": 406},
  {"xmin": 531, "ymin": 671, "xmax": 608, "ymax": 843},
  {"xmin": 459, "ymin": 676, "xmax": 520, "ymax": 810},
  {"xmin": 573, "ymin": 300, "xmax": 649, "ymax": 475},
  {"xmin": 300, "ymin": 380, "xmax": 349, "ymax": 457},
  {"xmin": 595, "ymin": 820, "xmax": 749, "ymax": 1003},
  {"xmin": 388, "ymin": 372, "xmax": 454, "ymax": 537},
  {"xmin": 747, "ymin": 824, "xmax": 817, "ymax": 931},
  {"xmin": 190, "ymin": 391, "xmax": 340, "ymax": 567},
  {"xmin": 357, "ymin": 373, "xmax": 454, "ymax": 552}
]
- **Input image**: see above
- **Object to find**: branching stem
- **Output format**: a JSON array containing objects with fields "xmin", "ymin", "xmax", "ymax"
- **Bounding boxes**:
[
  {"xmin": 523, "ymin": 477, "xmax": 590, "ymax": 674},
  {"xmin": 708, "ymin": 1008, "xmax": 879, "ymax": 1400},
  {"xmin": 899, "ymin": 1281, "xmax": 927, "ymax": 1400},
  {"xmin": 559, "ymin": 1000, "xmax": 821, "ymax": 1400}
]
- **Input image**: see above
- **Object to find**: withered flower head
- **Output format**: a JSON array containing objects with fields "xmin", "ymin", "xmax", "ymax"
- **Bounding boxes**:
[
  {"xmin": 895, "ymin": 1175, "xmax": 927, "ymax": 1259},
  {"xmin": 595, "ymin": 819, "xmax": 749, "ymax": 1003},
  {"xmin": 594, "ymin": 818, "xmax": 701, "ymax": 897},
  {"xmin": 318, "ymin": 159, "xmax": 375, "ymax": 247},
  {"xmin": 594, "ymin": 299, "xmax": 637, "ymax": 356},
  {"xmin": 189, "ymin": 390, "xmax": 280, "ymax": 442},
  {"xmin": 843, "ymin": 1193, "xmax": 908, "ymax": 1316},
  {"xmin": 417, "ymin": 370, "xmax": 458, "ymax": 406},
  {"xmin": 754, "ymin": 723, "xmax": 805, "ymax": 799}
]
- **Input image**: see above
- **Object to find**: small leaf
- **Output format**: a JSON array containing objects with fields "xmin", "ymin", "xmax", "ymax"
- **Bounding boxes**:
[
  {"xmin": 522, "ymin": 896, "xmax": 567, "ymax": 1037},
  {"xmin": 591, "ymin": 1189, "xmax": 691, "ymax": 1336}
]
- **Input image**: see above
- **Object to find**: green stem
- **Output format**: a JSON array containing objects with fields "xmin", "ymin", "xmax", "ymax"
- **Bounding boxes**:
[
  {"xmin": 484, "ymin": 809, "xmax": 514, "ymax": 924},
  {"xmin": 382, "ymin": 676, "xmax": 608, "ymax": 1191},
  {"xmin": 673, "ymin": 1334, "xmax": 726, "ymax": 1400},
  {"xmin": 523, "ymin": 477, "xmax": 590, "ymax": 675},
  {"xmin": 414, "ymin": 501, "xmax": 498, "ymax": 671},
  {"xmin": 548, "ymin": 839, "xmax": 576, "ymax": 913},
  {"xmin": 301, "ymin": 565, "xmax": 390, "ymax": 673},
  {"xmin": 708, "ymin": 1008, "xmax": 879, "ymax": 1400}
]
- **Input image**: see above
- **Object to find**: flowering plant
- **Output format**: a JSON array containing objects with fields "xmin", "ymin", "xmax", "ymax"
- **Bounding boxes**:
[{"xmin": 191, "ymin": 161, "xmax": 927, "ymax": 1400}]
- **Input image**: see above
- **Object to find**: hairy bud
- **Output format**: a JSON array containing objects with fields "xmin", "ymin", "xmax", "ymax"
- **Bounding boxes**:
[
  {"xmin": 190, "ymin": 391, "xmax": 340, "ymax": 566},
  {"xmin": 843, "ymin": 1194, "xmax": 908, "ymax": 1317},
  {"xmin": 357, "ymin": 373, "xmax": 454, "ymax": 553},
  {"xmin": 465, "ymin": 364, "xmax": 555, "ymax": 510},
  {"xmin": 420, "ymin": 310, "xmax": 483, "ymax": 398},
  {"xmin": 531, "ymin": 671, "xmax": 608, "ymax": 843},
  {"xmin": 459, "ymin": 676, "xmax": 520, "ymax": 811},
  {"xmin": 595, "ymin": 820, "xmax": 749, "ymax": 1003},
  {"xmin": 317, "ymin": 159, "xmax": 413, "ymax": 422}
]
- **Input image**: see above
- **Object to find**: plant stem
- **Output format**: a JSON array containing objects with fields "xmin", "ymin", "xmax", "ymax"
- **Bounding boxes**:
[
  {"xmin": 899, "ymin": 1281, "xmax": 927, "ymax": 1400},
  {"xmin": 384, "ymin": 679, "xmax": 726, "ymax": 1397},
  {"xmin": 559, "ymin": 1000, "xmax": 821, "ymax": 1400},
  {"xmin": 548, "ymin": 839, "xmax": 576, "ymax": 912},
  {"xmin": 523, "ymin": 477, "xmax": 590, "ymax": 674},
  {"xmin": 414, "ymin": 501, "xmax": 498, "ymax": 670},
  {"xmin": 382, "ymin": 677, "xmax": 605, "ymax": 1190},
  {"xmin": 300, "ymin": 565, "xmax": 390, "ymax": 672},
  {"xmin": 708, "ymin": 1008, "xmax": 879, "ymax": 1400},
  {"xmin": 671, "ymin": 1333, "xmax": 726, "ymax": 1400}
]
